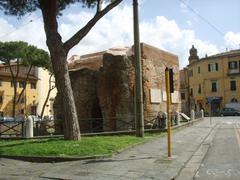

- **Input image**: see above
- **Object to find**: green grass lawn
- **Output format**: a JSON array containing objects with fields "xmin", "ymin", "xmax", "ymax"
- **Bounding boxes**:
[{"xmin": 0, "ymin": 133, "xmax": 161, "ymax": 157}]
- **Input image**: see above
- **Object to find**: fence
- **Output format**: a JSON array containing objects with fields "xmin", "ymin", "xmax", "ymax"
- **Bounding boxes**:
[
  {"xmin": 0, "ymin": 110, "xmax": 204, "ymax": 138},
  {"xmin": 0, "ymin": 119, "xmax": 24, "ymax": 137}
]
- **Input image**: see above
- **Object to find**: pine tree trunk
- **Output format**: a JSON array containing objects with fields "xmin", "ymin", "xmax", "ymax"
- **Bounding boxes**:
[
  {"xmin": 12, "ymin": 79, "xmax": 17, "ymax": 118},
  {"xmin": 39, "ymin": 0, "xmax": 81, "ymax": 140},
  {"xmin": 51, "ymin": 52, "xmax": 81, "ymax": 140}
]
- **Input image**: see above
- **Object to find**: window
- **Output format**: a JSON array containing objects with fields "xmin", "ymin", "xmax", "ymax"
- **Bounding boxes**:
[
  {"xmin": 181, "ymin": 93, "xmax": 185, "ymax": 100},
  {"xmin": 228, "ymin": 61, "xmax": 238, "ymax": 69},
  {"xmin": 188, "ymin": 69, "xmax": 193, "ymax": 77},
  {"xmin": 18, "ymin": 94, "xmax": 25, "ymax": 104},
  {"xmin": 211, "ymin": 81, "xmax": 217, "ymax": 92},
  {"xmin": 0, "ymin": 79, "xmax": 2, "ymax": 86},
  {"xmin": 20, "ymin": 96, "xmax": 24, "ymax": 104},
  {"xmin": 11, "ymin": 81, "xmax": 17, "ymax": 87},
  {"xmin": 20, "ymin": 109, "xmax": 24, "ymax": 114},
  {"xmin": 198, "ymin": 84, "xmax": 201, "ymax": 94},
  {"xmin": 30, "ymin": 82, "xmax": 36, "ymax": 89},
  {"xmin": 208, "ymin": 63, "xmax": 218, "ymax": 72},
  {"xmin": 230, "ymin": 80, "xmax": 236, "ymax": 91},
  {"xmin": 231, "ymin": 98, "xmax": 238, "ymax": 103},
  {"xmin": 0, "ymin": 96, "xmax": 3, "ymax": 103},
  {"xmin": 19, "ymin": 81, "xmax": 26, "ymax": 88},
  {"xmin": 198, "ymin": 66, "xmax": 200, "ymax": 74}
]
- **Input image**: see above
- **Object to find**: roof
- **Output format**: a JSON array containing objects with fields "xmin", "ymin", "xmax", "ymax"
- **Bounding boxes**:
[
  {"xmin": 201, "ymin": 49, "xmax": 240, "ymax": 59},
  {"xmin": 68, "ymin": 43, "xmax": 178, "ymax": 71},
  {"xmin": 188, "ymin": 49, "xmax": 240, "ymax": 67}
]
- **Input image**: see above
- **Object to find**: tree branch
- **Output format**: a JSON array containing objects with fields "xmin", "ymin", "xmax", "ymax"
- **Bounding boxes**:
[
  {"xmin": 63, "ymin": 0, "xmax": 123, "ymax": 51},
  {"xmin": 16, "ymin": 64, "xmax": 33, "ymax": 103},
  {"xmin": 96, "ymin": 0, "xmax": 103, "ymax": 13},
  {"xmin": 40, "ymin": 73, "xmax": 55, "ymax": 118}
]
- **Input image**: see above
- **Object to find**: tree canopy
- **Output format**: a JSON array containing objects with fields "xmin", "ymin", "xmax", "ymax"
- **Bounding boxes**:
[
  {"xmin": 0, "ymin": 0, "xmax": 106, "ymax": 17},
  {"xmin": 0, "ymin": 0, "xmax": 123, "ymax": 140},
  {"xmin": 0, "ymin": 41, "xmax": 51, "ymax": 70}
]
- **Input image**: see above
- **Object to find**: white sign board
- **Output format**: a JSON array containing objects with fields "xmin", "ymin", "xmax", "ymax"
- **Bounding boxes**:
[
  {"xmin": 162, "ymin": 91, "xmax": 167, "ymax": 101},
  {"xmin": 150, "ymin": 89, "xmax": 162, "ymax": 103},
  {"xmin": 171, "ymin": 91, "xmax": 179, "ymax": 103}
]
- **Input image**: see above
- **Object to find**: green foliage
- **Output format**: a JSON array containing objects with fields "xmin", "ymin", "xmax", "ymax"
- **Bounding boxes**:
[
  {"xmin": 0, "ymin": 0, "xmax": 101, "ymax": 17},
  {"xmin": 0, "ymin": 134, "xmax": 159, "ymax": 157},
  {"xmin": 0, "ymin": 41, "xmax": 51, "ymax": 71},
  {"xmin": 0, "ymin": 41, "xmax": 28, "ymax": 62}
]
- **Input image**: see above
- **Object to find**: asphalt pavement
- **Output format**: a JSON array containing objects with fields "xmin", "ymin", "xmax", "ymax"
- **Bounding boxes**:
[
  {"xmin": 0, "ymin": 117, "xmax": 220, "ymax": 180},
  {"xmin": 194, "ymin": 117, "xmax": 240, "ymax": 180}
]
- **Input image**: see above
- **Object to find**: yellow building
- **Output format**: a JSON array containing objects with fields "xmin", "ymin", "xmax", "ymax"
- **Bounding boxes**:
[
  {"xmin": 0, "ymin": 63, "xmax": 38, "ymax": 117},
  {"xmin": 181, "ymin": 46, "xmax": 240, "ymax": 116}
]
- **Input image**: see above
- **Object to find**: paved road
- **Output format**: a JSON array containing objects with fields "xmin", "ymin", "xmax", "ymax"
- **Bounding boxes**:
[
  {"xmin": 194, "ymin": 117, "xmax": 240, "ymax": 180},
  {"xmin": 0, "ymin": 118, "xmax": 217, "ymax": 180}
]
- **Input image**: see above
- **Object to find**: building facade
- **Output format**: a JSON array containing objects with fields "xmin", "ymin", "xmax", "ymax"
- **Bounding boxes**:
[
  {"xmin": 0, "ymin": 64, "xmax": 56, "ymax": 118},
  {"xmin": 36, "ymin": 68, "xmax": 56, "ymax": 118},
  {"xmin": 0, "ymin": 64, "xmax": 38, "ymax": 116},
  {"xmin": 181, "ymin": 46, "xmax": 240, "ymax": 116},
  {"xmin": 54, "ymin": 43, "xmax": 181, "ymax": 133}
]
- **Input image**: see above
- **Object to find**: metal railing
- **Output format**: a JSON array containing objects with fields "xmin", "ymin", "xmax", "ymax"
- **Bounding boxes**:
[{"xmin": 0, "ymin": 119, "xmax": 24, "ymax": 137}]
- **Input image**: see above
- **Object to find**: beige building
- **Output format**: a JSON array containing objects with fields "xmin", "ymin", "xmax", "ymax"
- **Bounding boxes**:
[
  {"xmin": 181, "ymin": 46, "xmax": 240, "ymax": 116},
  {"xmin": 36, "ymin": 68, "xmax": 57, "ymax": 117}
]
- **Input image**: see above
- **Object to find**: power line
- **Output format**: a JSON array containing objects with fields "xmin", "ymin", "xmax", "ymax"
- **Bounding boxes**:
[
  {"xmin": 0, "ymin": 15, "xmax": 42, "ymax": 39},
  {"xmin": 179, "ymin": 0, "xmax": 240, "ymax": 47},
  {"xmin": 178, "ymin": 0, "xmax": 225, "ymax": 36}
]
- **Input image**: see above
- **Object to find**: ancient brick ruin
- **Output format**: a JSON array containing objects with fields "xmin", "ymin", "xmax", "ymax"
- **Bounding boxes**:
[{"xmin": 54, "ymin": 43, "xmax": 180, "ymax": 133}]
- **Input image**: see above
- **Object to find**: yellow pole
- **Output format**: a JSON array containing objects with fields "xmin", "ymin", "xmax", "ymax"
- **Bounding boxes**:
[
  {"xmin": 165, "ymin": 68, "xmax": 172, "ymax": 157},
  {"xmin": 24, "ymin": 84, "xmax": 27, "ymax": 116}
]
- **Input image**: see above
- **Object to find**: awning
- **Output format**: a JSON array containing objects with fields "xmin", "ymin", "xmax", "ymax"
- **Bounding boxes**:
[{"xmin": 206, "ymin": 97, "xmax": 222, "ymax": 104}]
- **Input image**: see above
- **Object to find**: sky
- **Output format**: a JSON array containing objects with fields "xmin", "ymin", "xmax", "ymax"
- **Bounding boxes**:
[{"xmin": 0, "ymin": 0, "xmax": 240, "ymax": 69}]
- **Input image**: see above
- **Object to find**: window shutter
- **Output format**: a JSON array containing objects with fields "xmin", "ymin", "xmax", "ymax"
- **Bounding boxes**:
[
  {"xmin": 228, "ymin": 62, "xmax": 231, "ymax": 68},
  {"xmin": 216, "ymin": 63, "xmax": 218, "ymax": 71},
  {"xmin": 208, "ymin": 64, "xmax": 210, "ymax": 72},
  {"xmin": 234, "ymin": 61, "xmax": 237, "ymax": 68}
]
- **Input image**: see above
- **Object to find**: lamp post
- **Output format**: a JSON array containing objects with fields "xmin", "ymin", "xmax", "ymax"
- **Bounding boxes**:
[{"xmin": 133, "ymin": 0, "xmax": 144, "ymax": 137}]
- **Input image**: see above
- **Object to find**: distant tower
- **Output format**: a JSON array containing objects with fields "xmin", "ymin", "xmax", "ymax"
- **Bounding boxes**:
[{"xmin": 188, "ymin": 45, "xmax": 199, "ymax": 64}]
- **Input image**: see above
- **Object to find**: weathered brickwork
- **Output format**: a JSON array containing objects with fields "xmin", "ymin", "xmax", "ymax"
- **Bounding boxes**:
[{"xmin": 54, "ymin": 43, "xmax": 180, "ymax": 132}]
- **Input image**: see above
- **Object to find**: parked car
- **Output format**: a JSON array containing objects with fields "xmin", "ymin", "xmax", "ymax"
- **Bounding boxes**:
[
  {"xmin": 0, "ymin": 116, "xmax": 15, "ymax": 122},
  {"xmin": 219, "ymin": 108, "xmax": 240, "ymax": 116},
  {"xmin": 28, "ymin": 115, "xmax": 42, "ymax": 122}
]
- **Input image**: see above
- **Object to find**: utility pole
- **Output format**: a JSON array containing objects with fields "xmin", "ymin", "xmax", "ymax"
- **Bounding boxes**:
[{"xmin": 133, "ymin": 0, "xmax": 144, "ymax": 137}]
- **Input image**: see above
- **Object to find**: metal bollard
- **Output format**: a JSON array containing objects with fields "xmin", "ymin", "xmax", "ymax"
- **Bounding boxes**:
[
  {"xmin": 191, "ymin": 110, "xmax": 195, "ymax": 121},
  {"xmin": 201, "ymin": 109, "xmax": 204, "ymax": 120},
  {"xmin": 25, "ymin": 116, "xmax": 33, "ymax": 138},
  {"xmin": 177, "ymin": 112, "xmax": 181, "ymax": 125}
]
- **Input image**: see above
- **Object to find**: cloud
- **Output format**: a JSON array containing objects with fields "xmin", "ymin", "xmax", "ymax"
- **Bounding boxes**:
[
  {"xmin": 140, "ymin": 16, "xmax": 219, "ymax": 68},
  {"xmin": 0, "ymin": 14, "xmax": 47, "ymax": 50},
  {"xmin": 224, "ymin": 32, "xmax": 240, "ymax": 49},
  {"xmin": 0, "ymin": 4, "xmax": 219, "ymax": 69}
]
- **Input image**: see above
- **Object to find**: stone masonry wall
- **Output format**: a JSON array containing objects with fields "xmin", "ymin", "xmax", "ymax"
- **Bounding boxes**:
[
  {"xmin": 141, "ymin": 43, "xmax": 180, "ymax": 120},
  {"xmin": 97, "ymin": 53, "xmax": 135, "ymax": 131},
  {"xmin": 54, "ymin": 44, "xmax": 180, "ymax": 133}
]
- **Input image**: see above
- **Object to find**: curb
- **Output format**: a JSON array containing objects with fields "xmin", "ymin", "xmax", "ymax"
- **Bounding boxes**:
[{"xmin": 0, "ymin": 154, "xmax": 110, "ymax": 163}]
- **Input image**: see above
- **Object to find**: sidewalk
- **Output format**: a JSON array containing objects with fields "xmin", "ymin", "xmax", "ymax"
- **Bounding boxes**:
[{"xmin": 0, "ymin": 118, "xmax": 217, "ymax": 180}]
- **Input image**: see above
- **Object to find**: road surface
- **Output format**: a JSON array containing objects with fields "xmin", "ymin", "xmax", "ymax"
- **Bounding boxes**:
[{"xmin": 195, "ymin": 117, "xmax": 240, "ymax": 180}]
